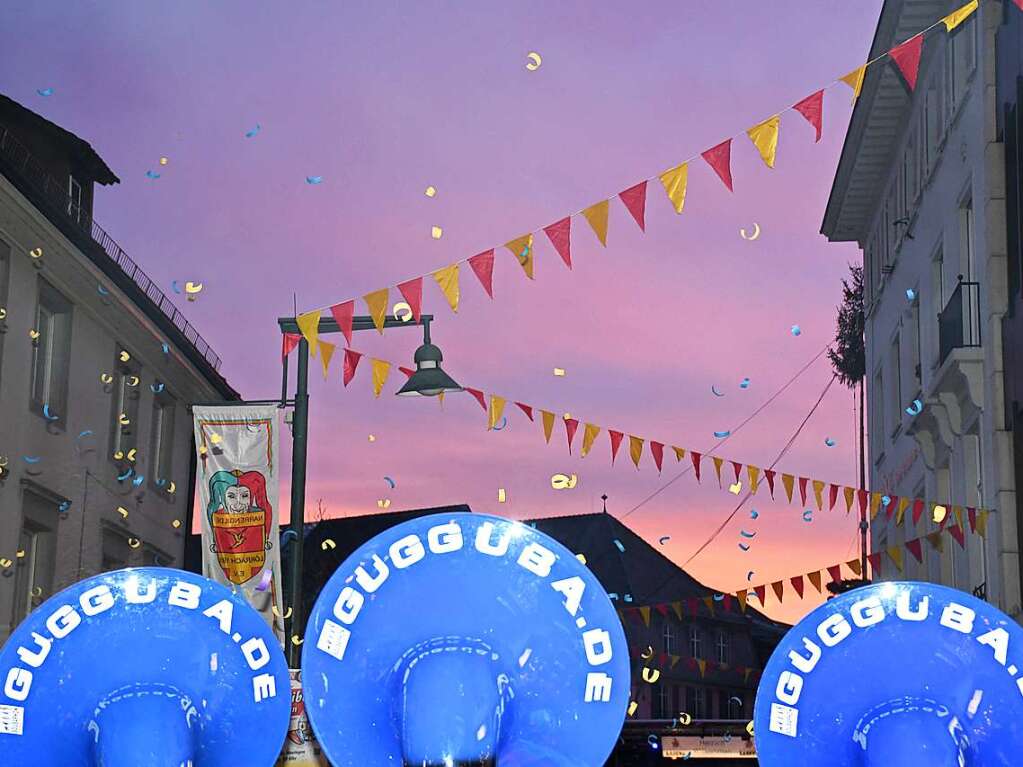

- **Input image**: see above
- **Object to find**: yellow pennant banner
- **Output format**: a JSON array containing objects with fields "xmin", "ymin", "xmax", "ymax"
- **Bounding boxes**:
[
  {"xmin": 296, "ymin": 310, "xmax": 321, "ymax": 355},
  {"xmin": 432, "ymin": 264, "xmax": 460, "ymax": 312},
  {"xmin": 747, "ymin": 115, "xmax": 780, "ymax": 168},
  {"xmin": 659, "ymin": 163, "xmax": 688, "ymax": 214},
  {"xmin": 318, "ymin": 340, "xmax": 335, "ymax": 378},
  {"xmin": 371, "ymin": 359, "xmax": 391, "ymax": 398},
  {"xmin": 364, "ymin": 289, "xmax": 389, "ymax": 332},
  {"xmin": 582, "ymin": 200, "xmax": 610, "ymax": 247},
  {"xmin": 581, "ymin": 423, "xmax": 601, "ymax": 457},
  {"xmin": 505, "ymin": 234, "xmax": 534, "ymax": 280},
  {"xmin": 488, "ymin": 395, "xmax": 506, "ymax": 431}
]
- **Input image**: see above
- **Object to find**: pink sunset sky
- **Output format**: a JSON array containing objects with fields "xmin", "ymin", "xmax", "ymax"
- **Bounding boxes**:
[{"xmin": 2, "ymin": 0, "xmax": 889, "ymax": 622}]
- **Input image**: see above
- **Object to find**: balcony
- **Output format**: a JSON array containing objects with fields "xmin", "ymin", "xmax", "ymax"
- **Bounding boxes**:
[
  {"xmin": 938, "ymin": 278, "xmax": 981, "ymax": 365},
  {"xmin": 0, "ymin": 123, "xmax": 222, "ymax": 372}
]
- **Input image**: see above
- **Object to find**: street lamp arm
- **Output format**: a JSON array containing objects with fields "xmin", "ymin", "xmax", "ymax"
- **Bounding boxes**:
[{"xmin": 277, "ymin": 315, "xmax": 435, "ymax": 335}]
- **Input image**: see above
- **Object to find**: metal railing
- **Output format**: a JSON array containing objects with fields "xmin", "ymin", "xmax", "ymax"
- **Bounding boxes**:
[
  {"xmin": 938, "ymin": 277, "xmax": 981, "ymax": 365},
  {"xmin": 0, "ymin": 124, "xmax": 222, "ymax": 371}
]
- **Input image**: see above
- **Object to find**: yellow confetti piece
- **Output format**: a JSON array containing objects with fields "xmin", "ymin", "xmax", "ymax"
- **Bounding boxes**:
[
  {"xmin": 641, "ymin": 667, "xmax": 660, "ymax": 684},
  {"xmin": 679, "ymin": 713, "xmax": 693, "ymax": 726},
  {"xmin": 31, "ymin": 586, "xmax": 43, "ymax": 597},
  {"xmin": 392, "ymin": 302, "xmax": 414, "ymax": 322},
  {"xmin": 118, "ymin": 413, "xmax": 130, "ymax": 426},
  {"xmin": 377, "ymin": 499, "xmax": 391, "ymax": 509},
  {"xmin": 746, "ymin": 721, "xmax": 754, "ymax": 736},
  {"xmin": 0, "ymin": 307, "xmax": 6, "ymax": 320},
  {"xmin": 127, "ymin": 375, "xmax": 140, "ymax": 387},
  {"xmin": 291, "ymin": 635, "xmax": 303, "ymax": 646},
  {"xmin": 199, "ymin": 445, "xmax": 208, "ymax": 456},
  {"xmin": 117, "ymin": 506, "xmax": 129, "ymax": 519},
  {"xmin": 321, "ymin": 539, "xmax": 336, "ymax": 550},
  {"xmin": 29, "ymin": 329, "xmax": 40, "ymax": 340},
  {"xmin": 431, "ymin": 226, "xmax": 443, "ymax": 239},
  {"xmin": 185, "ymin": 281, "xmax": 203, "ymax": 294},
  {"xmin": 167, "ymin": 481, "xmax": 176, "ymax": 493},
  {"xmin": 563, "ymin": 413, "xmax": 572, "ymax": 420},
  {"xmin": 210, "ymin": 433, "xmax": 222, "ymax": 444},
  {"xmin": 159, "ymin": 157, "xmax": 169, "ymax": 166},
  {"xmin": 113, "ymin": 450, "xmax": 124, "ymax": 460},
  {"xmin": 119, "ymin": 350, "xmax": 131, "ymax": 363},
  {"xmin": 553, "ymin": 367, "xmax": 566, "ymax": 376},
  {"xmin": 171, "ymin": 519, "xmax": 181, "ymax": 529},
  {"xmin": 424, "ymin": 185, "xmax": 437, "ymax": 197},
  {"xmin": 128, "ymin": 537, "xmax": 141, "ymax": 549},
  {"xmin": 0, "ymin": 456, "xmax": 7, "ymax": 468},
  {"xmin": 126, "ymin": 448, "xmax": 137, "ymax": 462},
  {"xmin": 15, "ymin": 550, "xmax": 25, "ymax": 558},
  {"xmin": 551, "ymin": 473, "xmax": 578, "ymax": 490},
  {"xmin": 100, "ymin": 373, "xmax": 114, "ymax": 384},
  {"xmin": 368, "ymin": 434, "xmax": 376, "ymax": 442},
  {"xmin": 640, "ymin": 646, "xmax": 654, "ymax": 659},
  {"xmin": 0, "ymin": 558, "xmax": 12, "ymax": 568},
  {"xmin": 29, "ymin": 247, "xmax": 43, "ymax": 259},
  {"xmin": 627, "ymin": 701, "xmax": 638, "ymax": 717},
  {"xmin": 729, "ymin": 482, "xmax": 743, "ymax": 494},
  {"xmin": 525, "ymin": 51, "xmax": 542, "ymax": 71},
  {"xmin": 933, "ymin": 505, "xmax": 947, "ymax": 523},
  {"xmin": 272, "ymin": 605, "xmax": 293, "ymax": 620},
  {"xmin": 575, "ymin": 553, "xmax": 587, "ymax": 564},
  {"xmin": 498, "ymin": 488, "xmax": 507, "ymax": 503}
]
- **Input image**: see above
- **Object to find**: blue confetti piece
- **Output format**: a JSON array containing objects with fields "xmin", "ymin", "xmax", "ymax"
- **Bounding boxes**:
[
  {"xmin": 607, "ymin": 592, "xmax": 619, "ymax": 601},
  {"xmin": 493, "ymin": 416, "xmax": 508, "ymax": 431},
  {"xmin": 906, "ymin": 288, "xmax": 916, "ymax": 301},
  {"xmin": 711, "ymin": 385, "xmax": 725, "ymax": 397},
  {"xmin": 37, "ymin": 88, "xmax": 54, "ymax": 97},
  {"xmin": 23, "ymin": 456, "xmax": 41, "ymax": 464},
  {"xmin": 746, "ymin": 570, "xmax": 754, "ymax": 581},
  {"xmin": 43, "ymin": 404, "xmax": 59, "ymax": 420},
  {"xmin": 613, "ymin": 539, "xmax": 625, "ymax": 553},
  {"xmin": 97, "ymin": 284, "xmax": 110, "ymax": 296},
  {"xmin": 824, "ymin": 437, "xmax": 836, "ymax": 447},
  {"xmin": 658, "ymin": 536, "xmax": 670, "ymax": 545},
  {"xmin": 132, "ymin": 475, "xmax": 145, "ymax": 487},
  {"xmin": 791, "ymin": 324, "xmax": 802, "ymax": 336},
  {"xmin": 245, "ymin": 124, "xmax": 261, "ymax": 138},
  {"xmin": 749, "ymin": 509, "xmax": 759, "ymax": 519},
  {"xmin": 156, "ymin": 478, "xmax": 167, "ymax": 487},
  {"xmin": 738, "ymin": 542, "xmax": 751, "ymax": 552},
  {"xmin": 882, "ymin": 495, "xmax": 892, "ymax": 507},
  {"xmin": 117, "ymin": 468, "xmax": 133, "ymax": 481},
  {"xmin": 384, "ymin": 476, "xmax": 396, "ymax": 489},
  {"xmin": 713, "ymin": 430, "xmax": 731, "ymax": 438},
  {"xmin": 161, "ymin": 343, "xmax": 170, "ymax": 355},
  {"xmin": 145, "ymin": 170, "xmax": 161, "ymax": 179},
  {"xmin": 803, "ymin": 509, "xmax": 813, "ymax": 522},
  {"xmin": 739, "ymin": 377, "xmax": 750, "ymax": 389},
  {"xmin": 713, "ymin": 593, "xmax": 724, "ymax": 601},
  {"xmin": 739, "ymin": 530, "xmax": 756, "ymax": 538},
  {"xmin": 305, "ymin": 176, "xmax": 324, "ymax": 185},
  {"xmin": 906, "ymin": 398, "xmax": 923, "ymax": 416},
  {"xmin": 623, "ymin": 593, "xmax": 633, "ymax": 602},
  {"xmin": 77, "ymin": 430, "xmax": 93, "ymax": 439},
  {"xmin": 58, "ymin": 500, "xmax": 71, "ymax": 512},
  {"xmin": 151, "ymin": 382, "xmax": 165, "ymax": 394}
]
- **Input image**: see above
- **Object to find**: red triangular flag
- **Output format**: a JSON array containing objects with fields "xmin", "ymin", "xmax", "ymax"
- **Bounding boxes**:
[
  {"xmin": 329, "ymin": 300, "xmax": 355, "ymax": 346},
  {"xmin": 890, "ymin": 34, "xmax": 924, "ymax": 91},
  {"xmin": 826, "ymin": 565, "xmax": 842, "ymax": 584},
  {"xmin": 609, "ymin": 430, "xmax": 624, "ymax": 465},
  {"xmin": 949, "ymin": 525, "xmax": 965, "ymax": 548},
  {"xmin": 690, "ymin": 451, "xmax": 703, "ymax": 482},
  {"xmin": 464, "ymin": 387, "xmax": 487, "ymax": 411},
  {"xmin": 867, "ymin": 552, "xmax": 882, "ymax": 576},
  {"xmin": 771, "ymin": 581, "xmax": 785, "ymax": 604},
  {"xmin": 565, "ymin": 418, "xmax": 580, "ymax": 454},
  {"xmin": 282, "ymin": 332, "xmax": 301, "ymax": 359},
  {"xmin": 912, "ymin": 499, "xmax": 924, "ymax": 525},
  {"xmin": 468, "ymin": 250, "xmax": 495, "ymax": 298},
  {"xmin": 342, "ymin": 349, "xmax": 362, "ymax": 386},
  {"xmin": 731, "ymin": 461, "xmax": 743, "ymax": 483},
  {"xmin": 397, "ymin": 277, "xmax": 423, "ymax": 323},
  {"xmin": 793, "ymin": 90, "xmax": 824, "ymax": 142},
  {"xmin": 967, "ymin": 507, "xmax": 977, "ymax": 532},
  {"xmin": 399, "ymin": 366, "xmax": 415, "ymax": 378},
  {"xmin": 790, "ymin": 576, "xmax": 805, "ymax": 599},
  {"xmin": 858, "ymin": 489, "xmax": 869, "ymax": 517},
  {"xmin": 764, "ymin": 469, "xmax": 776, "ymax": 498},
  {"xmin": 753, "ymin": 585, "xmax": 766, "ymax": 605},
  {"xmin": 828, "ymin": 483, "xmax": 839, "ymax": 511},
  {"xmin": 906, "ymin": 539, "xmax": 923, "ymax": 563},
  {"xmin": 886, "ymin": 495, "xmax": 899, "ymax": 520},
  {"xmin": 798, "ymin": 477, "xmax": 809, "ymax": 506},
  {"xmin": 618, "ymin": 181, "xmax": 648, "ymax": 231},
  {"xmin": 650, "ymin": 441, "xmax": 664, "ymax": 473},
  {"xmin": 543, "ymin": 217, "xmax": 572, "ymax": 269},
  {"xmin": 701, "ymin": 139, "xmax": 733, "ymax": 191},
  {"xmin": 515, "ymin": 402, "xmax": 534, "ymax": 421}
]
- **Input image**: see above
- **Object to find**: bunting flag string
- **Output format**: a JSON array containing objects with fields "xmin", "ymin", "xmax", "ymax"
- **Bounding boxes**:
[
  {"xmin": 291, "ymin": 2, "xmax": 977, "ymax": 346},
  {"xmin": 625, "ymin": 644, "xmax": 764, "ymax": 684}
]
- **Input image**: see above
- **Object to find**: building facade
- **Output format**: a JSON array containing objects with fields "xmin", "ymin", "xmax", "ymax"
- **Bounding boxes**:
[
  {"xmin": 0, "ymin": 94, "xmax": 237, "ymax": 644},
  {"xmin": 822, "ymin": 0, "xmax": 1021, "ymax": 618}
]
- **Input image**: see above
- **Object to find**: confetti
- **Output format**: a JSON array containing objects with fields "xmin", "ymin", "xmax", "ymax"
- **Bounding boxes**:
[
  {"xmin": 740, "ymin": 222, "xmax": 761, "ymax": 241},
  {"xmin": 553, "ymin": 368, "xmax": 566, "ymax": 376},
  {"xmin": 132, "ymin": 475, "xmax": 144, "ymax": 487},
  {"xmin": 209, "ymin": 432, "xmax": 222, "ymax": 444},
  {"xmin": 431, "ymin": 226, "xmax": 443, "ymax": 239},
  {"xmin": 272, "ymin": 605, "xmax": 293, "ymax": 620},
  {"xmin": 321, "ymin": 539, "xmax": 336, "ymax": 551},
  {"xmin": 747, "ymin": 570, "xmax": 754, "ymax": 581},
  {"xmin": 119, "ymin": 350, "xmax": 131, "ymax": 363},
  {"xmin": 0, "ymin": 308, "xmax": 5, "ymax": 320},
  {"xmin": 255, "ymin": 569, "xmax": 273, "ymax": 592},
  {"xmin": 116, "ymin": 468, "xmax": 133, "ymax": 481},
  {"xmin": 658, "ymin": 536, "xmax": 670, "ymax": 545},
  {"xmin": 824, "ymin": 437, "xmax": 836, "ymax": 447},
  {"xmin": 15, "ymin": 550, "xmax": 25, "ymax": 558},
  {"xmin": 392, "ymin": 302, "xmax": 414, "ymax": 322},
  {"xmin": 383, "ymin": 476, "xmax": 396, "ymax": 489},
  {"xmin": 641, "ymin": 667, "xmax": 660, "ymax": 684},
  {"xmin": 37, "ymin": 88, "xmax": 54, "ymax": 97},
  {"xmin": 30, "ymin": 586, "xmax": 43, "ymax": 598},
  {"xmin": 76, "ymin": 429, "xmax": 93, "ymax": 440},
  {"xmin": 713, "ymin": 430, "xmax": 731, "ymax": 438},
  {"xmin": 803, "ymin": 509, "xmax": 813, "ymax": 522},
  {"xmin": 118, "ymin": 413, "xmax": 130, "ymax": 426},
  {"xmin": 648, "ymin": 735, "xmax": 659, "ymax": 750},
  {"xmin": 245, "ymin": 124, "xmax": 261, "ymax": 138},
  {"xmin": 161, "ymin": 343, "xmax": 170, "ymax": 355},
  {"xmin": 29, "ymin": 247, "xmax": 43, "ymax": 259},
  {"xmin": 623, "ymin": 594, "xmax": 633, "ymax": 602},
  {"xmin": 740, "ymin": 377, "xmax": 750, "ymax": 389},
  {"xmin": 613, "ymin": 539, "xmax": 625, "ymax": 553},
  {"xmin": 711, "ymin": 385, "xmax": 725, "ymax": 397},
  {"xmin": 906, "ymin": 288, "xmax": 916, "ymax": 301},
  {"xmin": 167, "ymin": 481, "xmax": 176, "ymax": 493},
  {"xmin": 933, "ymin": 505, "xmax": 947, "ymax": 523},
  {"xmin": 728, "ymin": 482, "xmax": 742, "ymax": 494},
  {"xmin": 377, "ymin": 499, "xmax": 391, "ymax": 509},
  {"xmin": 171, "ymin": 281, "xmax": 182, "ymax": 294},
  {"xmin": 97, "ymin": 284, "xmax": 110, "ymax": 296},
  {"xmin": 113, "ymin": 450, "xmax": 124, "ymax": 460},
  {"xmin": 525, "ymin": 51, "xmax": 542, "ymax": 71},
  {"xmin": 550, "ymin": 473, "xmax": 578, "ymax": 490},
  {"xmin": 791, "ymin": 325, "xmax": 802, "ymax": 336},
  {"xmin": 128, "ymin": 537, "xmax": 141, "ymax": 549},
  {"xmin": 498, "ymin": 488, "xmax": 506, "ymax": 503},
  {"xmin": 518, "ymin": 648, "xmax": 533, "ymax": 667},
  {"xmin": 713, "ymin": 593, "xmax": 724, "ymax": 601},
  {"xmin": 171, "ymin": 519, "xmax": 181, "ymax": 529},
  {"xmin": 42, "ymin": 404, "xmax": 58, "ymax": 421},
  {"xmin": 291, "ymin": 635, "xmax": 304, "ymax": 645},
  {"xmin": 368, "ymin": 434, "xmax": 376, "ymax": 442},
  {"xmin": 57, "ymin": 500, "xmax": 71, "ymax": 513},
  {"xmin": 29, "ymin": 329, "xmax": 40, "ymax": 340},
  {"xmin": 881, "ymin": 495, "xmax": 891, "ymax": 507},
  {"xmin": 23, "ymin": 456, "xmax": 41, "ymax": 464},
  {"xmin": 127, "ymin": 375, "xmax": 140, "ymax": 387},
  {"xmin": 749, "ymin": 509, "xmax": 759, "ymax": 519},
  {"xmin": 145, "ymin": 170, "xmax": 161, "ymax": 179},
  {"xmin": 628, "ymin": 702, "xmax": 638, "ymax": 717},
  {"xmin": 425, "ymin": 185, "xmax": 437, "ymax": 197},
  {"xmin": 0, "ymin": 558, "xmax": 11, "ymax": 568},
  {"xmin": 739, "ymin": 530, "xmax": 756, "ymax": 538},
  {"xmin": 679, "ymin": 713, "xmax": 693, "ymax": 726},
  {"xmin": 640, "ymin": 646, "xmax": 654, "ymax": 659},
  {"xmin": 906, "ymin": 399, "xmax": 923, "ymax": 416},
  {"xmin": 159, "ymin": 157, "xmax": 168, "ymax": 166},
  {"xmin": 100, "ymin": 373, "xmax": 114, "ymax": 384},
  {"xmin": 493, "ymin": 416, "xmax": 508, "ymax": 431},
  {"xmin": 151, "ymin": 382, "xmax": 165, "ymax": 393},
  {"xmin": 305, "ymin": 176, "xmax": 323, "ymax": 185},
  {"xmin": 738, "ymin": 542, "xmax": 751, "ymax": 551},
  {"xmin": 575, "ymin": 553, "xmax": 586, "ymax": 564}
]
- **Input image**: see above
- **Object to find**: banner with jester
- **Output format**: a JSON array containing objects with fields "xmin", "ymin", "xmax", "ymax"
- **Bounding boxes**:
[{"xmin": 193, "ymin": 405, "xmax": 284, "ymax": 643}]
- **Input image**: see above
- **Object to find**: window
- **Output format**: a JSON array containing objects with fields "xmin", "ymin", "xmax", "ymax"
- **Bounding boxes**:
[
  {"xmin": 68, "ymin": 175, "xmax": 82, "ymax": 223},
  {"xmin": 715, "ymin": 631, "xmax": 730, "ymax": 664},
  {"xmin": 150, "ymin": 392, "xmax": 176, "ymax": 490},
  {"xmin": 654, "ymin": 684, "xmax": 670, "ymax": 719},
  {"xmin": 31, "ymin": 278, "xmax": 72, "ymax": 424},
  {"xmin": 871, "ymin": 367, "xmax": 885, "ymax": 460},
  {"xmin": 910, "ymin": 291, "xmax": 923, "ymax": 393},
  {"xmin": 688, "ymin": 625, "xmax": 702, "ymax": 658},
  {"xmin": 109, "ymin": 346, "xmax": 141, "ymax": 462},
  {"xmin": 727, "ymin": 693, "xmax": 744, "ymax": 719},
  {"xmin": 11, "ymin": 488, "xmax": 60, "ymax": 629},
  {"xmin": 888, "ymin": 334, "xmax": 902, "ymax": 436},
  {"xmin": 686, "ymin": 686, "xmax": 707, "ymax": 719}
]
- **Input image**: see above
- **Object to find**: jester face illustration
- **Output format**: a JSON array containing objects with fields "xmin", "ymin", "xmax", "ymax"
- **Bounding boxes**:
[{"xmin": 207, "ymin": 469, "xmax": 273, "ymax": 584}]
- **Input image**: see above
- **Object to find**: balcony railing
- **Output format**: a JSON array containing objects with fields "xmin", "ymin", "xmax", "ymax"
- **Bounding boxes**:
[
  {"xmin": 938, "ymin": 277, "xmax": 981, "ymax": 366},
  {"xmin": 0, "ymin": 124, "xmax": 222, "ymax": 371}
]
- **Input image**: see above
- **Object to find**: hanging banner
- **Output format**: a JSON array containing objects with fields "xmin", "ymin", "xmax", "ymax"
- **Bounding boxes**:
[
  {"xmin": 276, "ymin": 670, "xmax": 330, "ymax": 766},
  {"xmin": 193, "ymin": 404, "xmax": 284, "ymax": 643}
]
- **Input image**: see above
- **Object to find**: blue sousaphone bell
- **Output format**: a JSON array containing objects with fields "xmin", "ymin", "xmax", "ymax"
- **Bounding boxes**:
[
  {"xmin": 302, "ymin": 512, "xmax": 631, "ymax": 766},
  {"xmin": 0, "ymin": 568, "xmax": 290, "ymax": 766},
  {"xmin": 754, "ymin": 581, "xmax": 1023, "ymax": 766}
]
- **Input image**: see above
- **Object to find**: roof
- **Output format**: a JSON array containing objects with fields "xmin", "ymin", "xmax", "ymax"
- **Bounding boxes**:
[
  {"xmin": 821, "ymin": 0, "xmax": 947, "ymax": 243},
  {"xmin": 0, "ymin": 94, "xmax": 119, "ymax": 185}
]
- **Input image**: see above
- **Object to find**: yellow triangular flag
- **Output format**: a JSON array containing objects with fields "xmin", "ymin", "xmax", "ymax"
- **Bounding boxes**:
[
  {"xmin": 897, "ymin": 496, "xmax": 911, "ymax": 526},
  {"xmin": 702, "ymin": 596, "xmax": 715, "ymax": 615},
  {"xmin": 712, "ymin": 456, "xmax": 725, "ymax": 487},
  {"xmin": 926, "ymin": 531, "xmax": 945, "ymax": 553},
  {"xmin": 370, "ymin": 359, "xmax": 391, "ymax": 398},
  {"xmin": 629, "ymin": 436, "xmax": 644, "ymax": 469},
  {"xmin": 697, "ymin": 659, "xmax": 707, "ymax": 678},
  {"xmin": 318, "ymin": 340, "xmax": 336, "ymax": 379},
  {"xmin": 670, "ymin": 655, "xmax": 680, "ymax": 669},
  {"xmin": 659, "ymin": 163, "xmax": 688, "ymax": 214},
  {"xmin": 735, "ymin": 590, "xmax": 748, "ymax": 612},
  {"xmin": 953, "ymin": 506, "xmax": 964, "ymax": 529},
  {"xmin": 639, "ymin": 606, "xmax": 651, "ymax": 627},
  {"xmin": 581, "ymin": 423, "xmax": 601, "ymax": 457},
  {"xmin": 840, "ymin": 64, "xmax": 867, "ymax": 103},
  {"xmin": 672, "ymin": 446, "xmax": 686, "ymax": 462},
  {"xmin": 869, "ymin": 492, "xmax": 883, "ymax": 521},
  {"xmin": 432, "ymin": 264, "xmax": 460, "ymax": 312},
  {"xmin": 488, "ymin": 395, "xmax": 506, "ymax": 431},
  {"xmin": 746, "ymin": 115, "xmax": 781, "ymax": 169},
  {"xmin": 540, "ymin": 410, "xmax": 556, "ymax": 443},
  {"xmin": 844, "ymin": 487, "xmax": 856, "ymax": 514},
  {"xmin": 296, "ymin": 310, "xmax": 321, "ymax": 355},
  {"xmin": 943, "ymin": 0, "xmax": 978, "ymax": 32},
  {"xmin": 670, "ymin": 601, "xmax": 683, "ymax": 620},
  {"xmin": 782, "ymin": 473, "xmax": 795, "ymax": 502},
  {"xmin": 505, "ymin": 234, "xmax": 535, "ymax": 280},
  {"xmin": 747, "ymin": 465, "xmax": 761, "ymax": 494},
  {"xmin": 887, "ymin": 546, "xmax": 904, "ymax": 574},
  {"xmin": 743, "ymin": 668, "xmax": 753, "ymax": 684},
  {"xmin": 812, "ymin": 479, "xmax": 825, "ymax": 511},
  {"xmin": 977, "ymin": 510, "xmax": 989, "ymax": 538},
  {"xmin": 364, "ymin": 289, "xmax": 389, "ymax": 333},
  {"xmin": 807, "ymin": 571, "xmax": 822, "ymax": 593},
  {"xmin": 846, "ymin": 558, "xmax": 863, "ymax": 577},
  {"xmin": 582, "ymin": 200, "xmax": 610, "ymax": 247}
]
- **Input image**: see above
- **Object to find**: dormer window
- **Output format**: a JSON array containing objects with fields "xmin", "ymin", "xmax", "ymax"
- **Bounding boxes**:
[{"xmin": 68, "ymin": 174, "xmax": 82, "ymax": 223}]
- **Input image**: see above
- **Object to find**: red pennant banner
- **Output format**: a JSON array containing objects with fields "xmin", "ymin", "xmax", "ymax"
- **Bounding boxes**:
[
  {"xmin": 826, "ymin": 565, "xmax": 842, "ymax": 584},
  {"xmin": 912, "ymin": 499, "xmax": 924, "ymax": 525},
  {"xmin": 886, "ymin": 495, "xmax": 899, "ymax": 520},
  {"xmin": 397, "ymin": 277, "xmax": 423, "ymax": 323},
  {"xmin": 690, "ymin": 451, "xmax": 703, "ymax": 482},
  {"xmin": 828, "ymin": 484, "xmax": 839, "ymax": 511},
  {"xmin": 342, "ymin": 349, "xmax": 362, "ymax": 386},
  {"xmin": 868, "ymin": 552, "xmax": 882, "ymax": 576},
  {"xmin": 890, "ymin": 34, "xmax": 924, "ymax": 90},
  {"xmin": 282, "ymin": 332, "xmax": 301, "ymax": 359},
  {"xmin": 565, "ymin": 418, "xmax": 580, "ymax": 454},
  {"xmin": 701, "ymin": 139, "xmax": 733, "ymax": 191},
  {"xmin": 468, "ymin": 250, "xmax": 495, "ymax": 298},
  {"xmin": 515, "ymin": 402, "xmax": 534, "ymax": 421},
  {"xmin": 464, "ymin": 387, "xmax": 487, "ymax": 411},
  {"xmin": 799, "ymin": 477, "xmax": 809, "ymax": 507},
  {"xmin": 967, "ymin": 507, "xmax": 977, "ymax": 532},
  {"xmin": 793, "ymin": 89, "xmax": 824, "ymax": 142},
  {"xmin": 790, "ymin": 576, "xmax": 805, "ymax": 599},
  {"xmin": 753, "ymin": 585, "xmax": 766, "ymax": 605},
  {"xmin": 906, "ymin": 538, "xmax": 923, "ymax": 563},
  {"xmin": 771, "ymin": 581, "xmax": 784, "ymax": 603},
  {"xmin": 949, "ymin": 525, "xmax": 965, "ymax": 548},
  {"xmin": 650, "ymin": 441, "xmax": 664, "ymax": 472},
  {"xmin": 618, "ymin": 181, "xmax": 648, "ymax": 231},
  {"xmin": 399, "ymin": 366, "xmax": 415, "ymax": 378},
  {"xmin": 731, "ymin": 461, "xmax": 743, "ymax": 483},
  {"xmin": 609, "ymin": 430, "xmax": 624, "ymax": 464},
  {"xmin": 329, "ymin": 300, "xmax": 355, "ymax": 346},
  {"xmin": 764, "ymin": 469, "xmax": 776, "ymax": 498},
  {"xmin": 543, "ymin": 217, "xmax": 573, "ymax": 269}
]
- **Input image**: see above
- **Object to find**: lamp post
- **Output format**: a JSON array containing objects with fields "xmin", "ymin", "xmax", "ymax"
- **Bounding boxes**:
[{"xmin": 275, "ymin": 313, "xmax": 462, "ymax": 665}]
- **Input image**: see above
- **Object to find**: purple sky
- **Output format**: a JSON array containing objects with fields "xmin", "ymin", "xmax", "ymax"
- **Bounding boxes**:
[{"xmin": 3, "ymin": 0, "xmax": 885, "ymax": 622}]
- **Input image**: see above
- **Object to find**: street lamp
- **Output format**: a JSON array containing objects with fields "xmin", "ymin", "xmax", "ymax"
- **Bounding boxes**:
[{"xmin": 275, "ymin": 313, "xmax": 460, "ymax": 665}]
